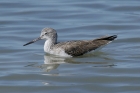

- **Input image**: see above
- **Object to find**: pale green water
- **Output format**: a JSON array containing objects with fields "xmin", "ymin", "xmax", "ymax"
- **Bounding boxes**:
[{"xmin": 0, "ymin": 0, "xmax": 140, "ymax": 93}]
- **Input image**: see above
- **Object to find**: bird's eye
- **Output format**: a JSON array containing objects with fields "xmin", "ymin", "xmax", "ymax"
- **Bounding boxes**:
[{"xmin": 45, "ymin": 33, "xmax": 47, "ymax": 35}]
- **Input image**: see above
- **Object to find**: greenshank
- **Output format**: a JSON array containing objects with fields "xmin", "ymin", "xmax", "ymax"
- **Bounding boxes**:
[{"xmin": 23, "ymin": 28, "xmax": 117, "ymax": 57}]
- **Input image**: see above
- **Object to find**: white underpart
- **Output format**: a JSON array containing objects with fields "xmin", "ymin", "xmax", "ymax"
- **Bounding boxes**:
[
  {"xmin": 44, "ymin": 39, "xmax": 71, "ymax": 57},
  {"xmin": 50, "ymin": 48, "xmax": 71, "ymax": 57}
]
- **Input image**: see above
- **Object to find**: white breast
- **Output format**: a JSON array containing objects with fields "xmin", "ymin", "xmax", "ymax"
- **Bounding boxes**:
[
  {"xmin": 44, "ymin": 40, "xmax": 71, "ymax": 57},
  {"xmin": 44, "ymin": 39, "xmax": 53, "ymax": 53}
]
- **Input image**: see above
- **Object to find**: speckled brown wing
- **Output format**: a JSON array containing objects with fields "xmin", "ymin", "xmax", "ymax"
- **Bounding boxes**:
[
  {"xmin": 54, "ymin": 35, "xmax": 117, "ymax": 57},
  {"xmin": 63, "ymin": 40, "xmax": 108, "ymax": 56}
]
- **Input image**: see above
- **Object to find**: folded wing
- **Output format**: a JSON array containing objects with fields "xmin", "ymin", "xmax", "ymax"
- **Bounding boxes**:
[{"xmin": 54, "ymin": 35, "xmax": 117, "ymax": 56}]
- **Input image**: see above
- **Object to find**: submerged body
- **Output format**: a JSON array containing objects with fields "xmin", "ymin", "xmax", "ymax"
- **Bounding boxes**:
[{"xmin": 23, "ymin": 28, "xmax": 117, "ymax": 57}]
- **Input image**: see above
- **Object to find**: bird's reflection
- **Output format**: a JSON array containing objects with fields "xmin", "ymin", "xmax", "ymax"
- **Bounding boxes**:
[
  {"xmin": 25, "ymin": 52, "xmax": 116, "ymax": 73},
  {"xmin": 25, "ymin": 54, "xmax": 66, "ymax": 72},
  {"xmin": 38, "ymin": 54, "xmax": 66, "ymax": 72}
]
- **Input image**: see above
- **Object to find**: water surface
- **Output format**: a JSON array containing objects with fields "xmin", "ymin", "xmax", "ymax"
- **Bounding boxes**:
[{"xmin": 0, "ymin": 0, "xmax": 140, "ymax": 93}]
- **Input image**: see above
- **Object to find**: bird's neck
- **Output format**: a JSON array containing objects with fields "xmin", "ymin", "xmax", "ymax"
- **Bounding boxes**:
[{"xmin": 44, "ymin": 38, "xmax": 57, "ymax": 52}]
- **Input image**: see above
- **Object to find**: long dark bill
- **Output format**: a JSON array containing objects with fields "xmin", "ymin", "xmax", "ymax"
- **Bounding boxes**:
[{"xmin": 23, "ymin": 37, "xmax": 41, "ymax": 46}]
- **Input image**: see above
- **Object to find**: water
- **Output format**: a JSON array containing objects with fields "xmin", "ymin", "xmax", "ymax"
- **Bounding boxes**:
[{"xmin": 0, "ymin": 0, "xmax": 140, "ymax": 93}]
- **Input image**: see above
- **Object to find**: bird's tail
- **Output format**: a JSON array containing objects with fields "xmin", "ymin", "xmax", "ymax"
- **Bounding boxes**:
[{"xmin": 97, "ymin": 35, "xmax": 117, "ymax": 41}]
